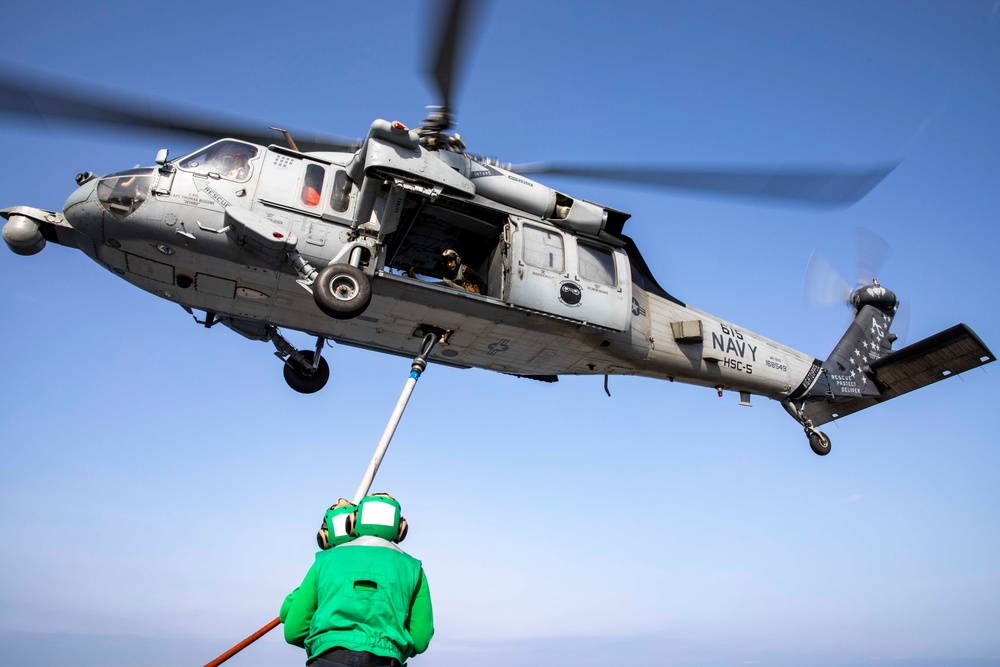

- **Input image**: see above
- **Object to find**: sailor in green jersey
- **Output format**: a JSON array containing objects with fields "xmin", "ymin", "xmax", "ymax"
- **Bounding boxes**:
[{"xmin": 281, "ymin": 494, "xmax": 434, "ymax": 666}]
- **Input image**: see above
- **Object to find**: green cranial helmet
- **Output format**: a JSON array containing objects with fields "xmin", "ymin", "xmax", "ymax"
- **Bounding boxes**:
[
  {"xmin": 317, "ymin": 498, "xmax": 358, "ymax": 550},
  {"xmin": 355, "ymin": 493, "xmax": 408, "ymax": 543}
]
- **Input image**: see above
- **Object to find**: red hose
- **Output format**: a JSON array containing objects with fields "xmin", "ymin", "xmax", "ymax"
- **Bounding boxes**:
[{"xmin": 202, "ymin": 616, "xmax": 280, "ymax": 667}]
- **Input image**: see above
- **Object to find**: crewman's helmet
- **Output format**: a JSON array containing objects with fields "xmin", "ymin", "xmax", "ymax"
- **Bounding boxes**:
[
  {"xmin": 316, "ymin": 498, "xmax": 358, "ymax": 550},
  {"xmin": 355, "ymin": 493, "xmax": 408, "ymax": 543},
  {"xmin": 441, "ymin": 249, "xmax": 460, "ymax": 265}
]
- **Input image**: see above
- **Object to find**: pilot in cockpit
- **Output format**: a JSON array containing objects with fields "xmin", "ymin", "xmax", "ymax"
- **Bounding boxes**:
[
  {"xmin": 178, "ymin": 141, "xmax": 255, "ymax": 181},
  {"xmin": 211, "ymin": 145, "xmax": 250, "ymax": 180}
]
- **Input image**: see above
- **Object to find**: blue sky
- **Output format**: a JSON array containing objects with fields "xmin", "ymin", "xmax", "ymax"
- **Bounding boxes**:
[{"xmin": 1, "ymin": 2, "xmax": 998, "ymax": 666}]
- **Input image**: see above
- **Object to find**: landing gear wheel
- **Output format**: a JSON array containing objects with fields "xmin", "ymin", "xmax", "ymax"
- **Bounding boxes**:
[
  {"xmin": 807, "ymin": 429, "xmax": 831, "ymax": 456},
  {"xmin": 283, "ymin": 351, "xmax": 330, "ymax": 394},
  {"xmin": 313, "ymin": 264, "xmax": 372, "ymax": 319}
]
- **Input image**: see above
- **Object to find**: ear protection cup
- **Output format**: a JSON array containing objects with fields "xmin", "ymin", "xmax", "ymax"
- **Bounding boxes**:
[
  {"xmin": 317, "ymin": 524, "xmax": 331, "ymax": 550},
  {"xmin": 396, "ymin": 516, "xmax": 408, "ymax": 543},
  {"xmin": 317, "ymin": 499, "xmax": 358, "ymax": 549}
]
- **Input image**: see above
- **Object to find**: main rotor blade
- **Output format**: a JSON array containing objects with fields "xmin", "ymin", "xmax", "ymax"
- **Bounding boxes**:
[
  {"xmin": 0, "ymin": 64, "xmax": 359, "ymax": 154},
  {"xmin": 425, "ymin": 0, "xmax": 486, "ymax": 123},
  {"xmin": 511, "ymin": 162, "xmax": 900, "ymax": 206}
]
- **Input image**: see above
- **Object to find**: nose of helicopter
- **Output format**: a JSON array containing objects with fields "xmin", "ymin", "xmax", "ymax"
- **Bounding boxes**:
[
  {"xmin": 61, "ymin": 174, "xmax": 104, "ymax": 240},
  {"xmin": 64, "ymin": 173, "xmax": 98, "ymax": 208}
]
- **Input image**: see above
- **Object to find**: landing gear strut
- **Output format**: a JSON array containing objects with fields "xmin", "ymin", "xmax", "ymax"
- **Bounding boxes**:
[
  {"xmin": 210, "ymin": 315, "xmax": 333, "ymax": 394},
  {"xmin": 782, "ymin": 399, "xmax": 832, "ymax": 457}
]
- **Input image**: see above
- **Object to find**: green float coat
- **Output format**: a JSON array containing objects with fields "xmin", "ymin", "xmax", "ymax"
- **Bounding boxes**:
[{"xmin": 282, "ymin": 536, "xmax": 434, "ymax": 663}]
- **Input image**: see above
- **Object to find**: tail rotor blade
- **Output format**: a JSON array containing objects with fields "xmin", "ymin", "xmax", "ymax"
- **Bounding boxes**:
[
  {"xmin": 855, "ymin": 227, "xmax": 892, "ymax": 287},
  {"xmin": 804, "ymin": 248, "xmax": 853, "ymax": 307},
  {"xmin": 804, "ymin": 229, "xmax": 894, "ymax": 306},
  {"xmin": 890, "ymin": 298, "xmax": 911, "ymax": 348}
]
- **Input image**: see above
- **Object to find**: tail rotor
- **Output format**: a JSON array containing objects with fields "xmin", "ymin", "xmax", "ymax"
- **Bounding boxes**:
[
  {"xmin": 803, "ymin": 228, "xmax": 908, "ymax": 346},
  {"xmin": 804, "ymin": 228, "xmax": 892, "ymax": 309}
]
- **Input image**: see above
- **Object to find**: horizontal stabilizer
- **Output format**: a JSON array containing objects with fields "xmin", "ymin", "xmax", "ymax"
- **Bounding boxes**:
[{"xmin": 803, "ymin": 323, "xmax": 994, "ymax": 426}]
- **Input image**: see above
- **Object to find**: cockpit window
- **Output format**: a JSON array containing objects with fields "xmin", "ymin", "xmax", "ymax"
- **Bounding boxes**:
[
  {"xmin": 176, "ymin": 140, "xmax": 259, "ymax": 182},
  {"xmin": 97, "ymin": 168, "xmax": 154, "ymax": 220}
]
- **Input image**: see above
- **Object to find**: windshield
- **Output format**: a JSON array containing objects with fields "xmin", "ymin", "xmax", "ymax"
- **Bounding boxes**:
[
  {"xmin": 176, "ymin": 140, "xmax": 259, "ymax": 182},
  {"xmin": 96, "ymin": 168, "xmax": 154, "ymax": 220}
]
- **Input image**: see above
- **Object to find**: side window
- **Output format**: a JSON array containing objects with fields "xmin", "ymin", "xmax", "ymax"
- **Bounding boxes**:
[
  {"xmin": 522, "ymin": 225, "xmax": 564, "ymax": 272},
  {"xmin": 301, "ymin": 164, "xmax": 325, "ymax": 207},
  {"xmin": 176, "ymin": 140, "xmax": 258, "ymax": 182},
  {"xmin": 330, "ymin": 169, "xmax": 353, "ymax": 212},
  {"xmin": 578, "ymin": 243, "xmax": 616, "ymax": 286}
]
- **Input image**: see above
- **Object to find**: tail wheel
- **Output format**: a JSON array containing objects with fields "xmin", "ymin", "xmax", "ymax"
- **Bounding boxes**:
[
  {"xmin": 807, "ymin": 430, "xmax": 831, "ymax": 456},
  {"xmin": 313, "ymin": 264, "xmax": 372, "ymax": 319},
  {"xmin": 283, "ymin": 351, "xmax": 330, "ymax": 394}
]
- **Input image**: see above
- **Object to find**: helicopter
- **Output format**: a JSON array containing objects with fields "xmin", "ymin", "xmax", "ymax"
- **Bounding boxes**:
[{"xmin": 1, "ymin": 1, "xmax": 993, "ymax": 458}]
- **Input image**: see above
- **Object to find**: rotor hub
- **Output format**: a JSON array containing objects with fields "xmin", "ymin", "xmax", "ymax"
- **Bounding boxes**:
[
  {"xmin": 417, "ymin": 107, "xmax": 466, "ymax": 152},
  {"xmin": 850, "ymin": 279, "xmax": 898, "ymax": 313}
]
